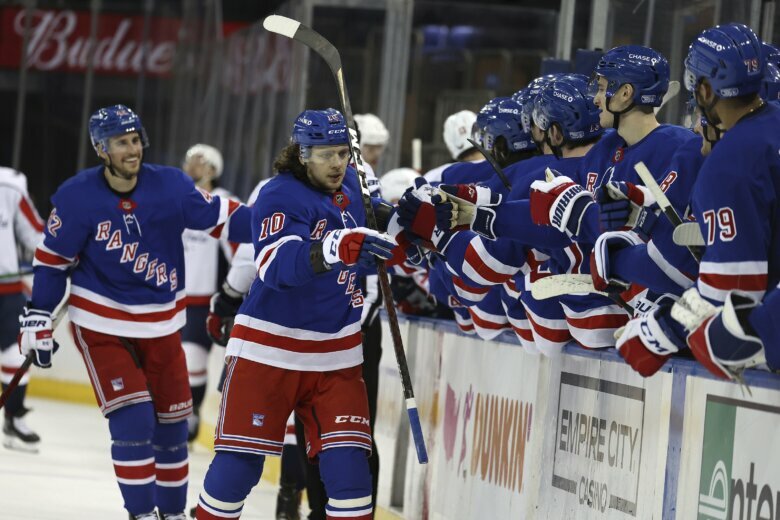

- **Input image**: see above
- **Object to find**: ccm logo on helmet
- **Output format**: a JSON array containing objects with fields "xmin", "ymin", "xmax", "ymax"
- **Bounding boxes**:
[
  {"xmin": 335, "ymin": 415, "xmax": 370, "ymax": 426},
  {"xmin": 328, "ymin": 128, "xmax": 346, "ymax": 134}
]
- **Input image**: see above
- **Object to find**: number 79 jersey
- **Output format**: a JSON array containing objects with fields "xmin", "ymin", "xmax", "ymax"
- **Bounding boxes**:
[
  {"xmin": 692, "ymin": 103, "xmax": 780, "ymax": 303},
  {"xmin": 226, "ymin": 169, "xmax": 373, "ymax": 372}
]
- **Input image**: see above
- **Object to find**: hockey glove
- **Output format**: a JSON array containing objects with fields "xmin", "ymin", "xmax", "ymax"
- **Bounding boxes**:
[
  {"xmin": 396, "ymin": 178, "xmax": 440, "ymax": 241},
  {"xmin": 437, "ymin": 184, "xmax": 502, "ymax": 240},
  {"xmin": 615, "ymin": 304, "xmax": 687, "ymax": 377},
  {"xmin": 596, "ymin": 181, "xmax": 658, "ymax": 237},
  {"xmin": 671, "ymin": 288, "xmax": 765, "ymax": 380},
  {"xmin": 206, "ymin": 282, "xmax": 244, "ymax": 346},
  {"xmin": 529, "ymin": 173, "xmax": 594, "ymax": 236},
  {"xmin": 321, "ymin": 227, "xmax": 396, "ymax": 268},
  {"xmin": 590, "ymin": 231, "xmax": 644, "ymax": 293},
  {"xmin": 385, "ymin": 211, "xmax": 425, "ymax": 266},
  {"xmin": 18, "ymin": 306, "xmax": 60, "ymax": 368}
]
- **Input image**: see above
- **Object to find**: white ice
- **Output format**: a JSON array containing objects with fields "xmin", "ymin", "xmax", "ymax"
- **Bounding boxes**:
[{"xmin": 0, "ymin": 397, "xmax": 298, "ymax": 519}]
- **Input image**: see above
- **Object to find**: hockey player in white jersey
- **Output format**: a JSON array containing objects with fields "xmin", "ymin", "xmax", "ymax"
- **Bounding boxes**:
[
  {"xmin": 180, "ymin": 144, "xmax": 237, "ymax": 442},
  {"xmin": 0, "ymin": 165, "xmax": 44, "ymax": 451}
]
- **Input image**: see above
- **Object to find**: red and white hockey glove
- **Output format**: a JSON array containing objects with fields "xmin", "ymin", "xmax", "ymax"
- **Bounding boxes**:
[
  {"xmin": 18, "ymin": 306, "xmax": 59, "ymax": 368},
  {"xmin": 671, "ymin": 288, "xmax": 765, "ymax": 380},
  {"xmin": 385, "ymin": 211, "xmax": 425, "ymax": 266},
  {"xmin": 590, "ymin": 231, "xmax": 643, "ymax": 293},
  {"xmin": 529, "ymin": 173, "xmax": 594, "ymax": 236},
  {"xmin": 322, "ymin": 227, "xmax": 396, "ymax": 268},
  {"xmin": 615, "ymin": 305, "xmax": 687, "ymax": 377},
  {"xmin": 206, "ymin": 282, "xmax": 244, "ymax": 346}
]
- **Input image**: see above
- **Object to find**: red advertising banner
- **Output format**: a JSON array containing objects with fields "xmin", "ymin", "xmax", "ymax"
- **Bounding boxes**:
[{"xmin": 0, "ymin": 6, "xmax": 248, "ymax": 76}]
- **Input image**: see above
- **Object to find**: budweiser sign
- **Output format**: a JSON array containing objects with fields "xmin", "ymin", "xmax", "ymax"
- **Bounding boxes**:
[{"xmin": 0, "ymin": 7, "xmax": 246, "ymax": 76}]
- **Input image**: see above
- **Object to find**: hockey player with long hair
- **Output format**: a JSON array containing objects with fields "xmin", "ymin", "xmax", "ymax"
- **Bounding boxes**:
[{"xmin": 195, "ymin": 108, "xmax": 397, "ymax": 520}]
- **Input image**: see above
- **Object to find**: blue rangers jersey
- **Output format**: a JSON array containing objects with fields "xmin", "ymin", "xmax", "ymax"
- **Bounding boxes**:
[
  {"xmin": 692, "ymin": 103, "xmax": 780, "ymax": 302},
  {"xmin": 31, "ymin": 164, "xmax": 251, "ymax": 337},
  {"xmin": 575, "ymin": 124, "xmax": 699, "ymax": 243},
  {"xmin": 226, "ymin": 168, "xmax": 383, "ymax": 372}
]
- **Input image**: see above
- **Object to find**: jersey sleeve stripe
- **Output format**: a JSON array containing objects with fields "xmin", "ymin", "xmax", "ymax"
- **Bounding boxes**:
[
  {"xmin": 33, "ymin": 245, "xmax": 76, "ymax": 269},
  {"xmin": 255, "ymin": 236, "xmax": 303, "ymax": 281},
  {"xmin": 462, "ymin": 239, "xmax": 520, "ymax": 285},
  {"xmin": 647, "ymin": 240, "xmax": 696, "ymax": 289}
]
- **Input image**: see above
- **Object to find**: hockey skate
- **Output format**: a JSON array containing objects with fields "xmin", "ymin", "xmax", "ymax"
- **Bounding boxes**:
[
  {"xmin": 2, "ymin": 407, "xmax": 40, "ymax": 453},
  {"xmin": 129, "ymin": 511, "xmax": 158, "ymax": 520},
  {"xmin": 275, "ymin": 483, "xmax": 302, "ymax": 520}
]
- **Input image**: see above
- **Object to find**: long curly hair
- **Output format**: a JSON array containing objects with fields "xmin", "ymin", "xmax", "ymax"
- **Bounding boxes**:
[{"xmin": 272, "ymin": 143, "xmax": 308, "ymax": 181}]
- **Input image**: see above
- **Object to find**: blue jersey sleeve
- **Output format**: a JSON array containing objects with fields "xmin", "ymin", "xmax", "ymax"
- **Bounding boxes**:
[
  {"xmin": 253, "ymin": 189, "xmax": 317, "ymax": 290},
  {"xmin": 441, "ymin": 231, "xmax": 527, "ymax": 288},
  {"xmin": 178, "ymin": 172, "xmax": 252, "ymax": 243},
  {"xmin": 31, "ymin": 190, "xmax": 89, "ymax": 311}
]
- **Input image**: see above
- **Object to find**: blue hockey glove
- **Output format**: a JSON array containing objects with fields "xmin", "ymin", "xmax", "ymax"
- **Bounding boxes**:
[
  {"xmin": 596, "ymin": 181, "xmax": 658, "ymax": 238},
  {"xmin": 18, "ymin": 306, "xmax": 60, "ymax": 368}
]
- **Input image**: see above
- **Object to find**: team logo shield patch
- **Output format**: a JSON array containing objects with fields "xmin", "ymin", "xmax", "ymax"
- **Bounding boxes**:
[
  {"xmin": 111, "ymin": 378, "xmax": 124, "ymax": 391},
  {"xmin": 252, "ymin": 413, "xmax": 265, "ymax": 427}
]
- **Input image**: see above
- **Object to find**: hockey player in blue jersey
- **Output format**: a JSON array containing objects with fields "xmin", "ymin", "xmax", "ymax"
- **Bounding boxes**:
[
  {"xmin": 195, "ymin": 108, "xmax": 396, "ymax": 520},
  {"xmin": 19, "ymin": 105, "xmax": 252, "ymax": 519},
  {"xmin": 612, "ymin": 23, "xmax": 780, "ymax": 377}
]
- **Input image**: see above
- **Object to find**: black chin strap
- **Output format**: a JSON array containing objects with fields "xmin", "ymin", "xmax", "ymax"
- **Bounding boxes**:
[
  {"xmin": 696, "ymin": 92, "xmax": 723, "ymax": 147},
  {"xmin": 606, "ymin": 95, "xmax": 636, "ymax": 131}
]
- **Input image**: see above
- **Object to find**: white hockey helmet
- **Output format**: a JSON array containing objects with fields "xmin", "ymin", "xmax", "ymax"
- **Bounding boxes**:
[
  {"xmin": 184, "ymin": 143, "xmax": 223, "ymax": 178},
  {"xmin": 443, "ymin": 110, "xmax": 477, "ymax": 160},
  {"xmin": 379, "ymin": 167, "xmax": 420, "ymax": 203},
  {"xmin": 354, "ymin": 113, "xmax": 390, "ymax": 146}
]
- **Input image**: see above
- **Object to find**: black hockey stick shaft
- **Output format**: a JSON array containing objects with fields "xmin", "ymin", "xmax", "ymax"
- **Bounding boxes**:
[
  {"xmin": 0, "ymin": 353, "xmax": 34, "ymax": 410},
  {"xmin": 0, "ymin": 305, "xmax": 68, "ymax": 410},
  {"xmin": 263, "ymin": 15, "xmax": 428, "ymax": 464},
  {"xmin": 466, "ymin": 138, "xmax": 512, "ymax": 190}
]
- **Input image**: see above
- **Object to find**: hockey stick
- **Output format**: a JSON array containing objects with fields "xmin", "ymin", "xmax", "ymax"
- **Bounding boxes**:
[
  {"xmin": 0, "ymin": 268, "xmax": 33, "ymax": 280},
  {"xmin": 0, "ymin": 306, "xmax": 68, "ymax": 411},
  {"xmin": 263, "ymin": 15, "xmax": 428, "ymax": 464},
  {"xmin": 531, "ymin": 274, "xmax": 607, "ymax": 299},
  {"xmin": 466, "ymin": 138, "xmax": 512, "ymax": 190},
  {"xmin": 672, "ymin": 222, "xmax": 705, "ymax": 247},
  {"xmin": 634, "ymin": 161, "xmax": 702, "ymax": 262},
  {"xmin": 654, "ymin": 80, "xmax": 680, "ymax": 115}
]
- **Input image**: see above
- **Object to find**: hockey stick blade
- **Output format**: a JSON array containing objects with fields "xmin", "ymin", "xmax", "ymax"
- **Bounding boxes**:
[
  {"xmin": 531, "ymin": 274, "xmax": 605, "ymax": 299},
  {"xmin": 263, "ymin": 15, "xmax": 428, "ymax": 464},
  {"xmin": 673, "ymin": 222, "xmax": 705, "ymax": 246},
  {"xmin": 466, "ymin": 138, "xmax": 512, "ymax": 190},
  {"xmin": 634, "ymin": 161, "xmax": 702, "ymax": 262}
]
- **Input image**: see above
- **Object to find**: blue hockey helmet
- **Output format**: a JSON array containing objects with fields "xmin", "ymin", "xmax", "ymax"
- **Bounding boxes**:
[
  {"xmin": 291, "ymin": 108, "xmax": 349, "ymax": 148},
  {"xmin": 484, "ymin": 98, "xmax": 536, "ymax": 153},
  {"xmin": 684, "ymin": 23, "xmax": 764, "ymax": 98},
  {"xmin": 518, "ymin": 75, "xmax": 561, "ymax": 133},
  {"xmin": 532, "ymin": 74, "xmax": 603, "ymax": 142},
  {"xmin": 89, "ymin": 105, "xmax": 149, "ymax": 154},
  {"xmin": 761, "ymin": 43, "xmax": 780, "ymax": 102},
  {"xmin": 473, "ymin": 96, "xmax": 509, "ymax": 147},
  {"xmin": 588, "ymin": 45, "xmax": 670, "ymax": 107}
]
